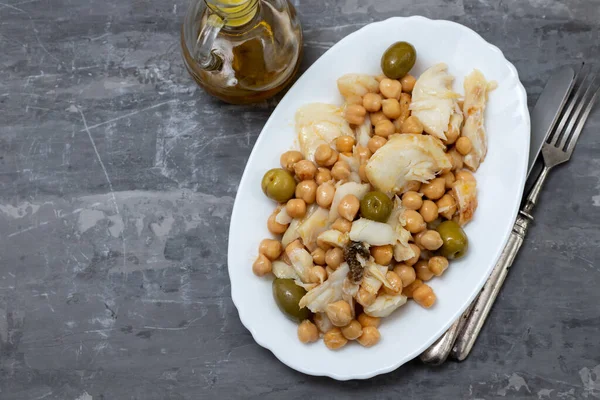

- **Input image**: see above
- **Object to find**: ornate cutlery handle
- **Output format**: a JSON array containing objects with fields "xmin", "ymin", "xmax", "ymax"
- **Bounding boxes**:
[
  {"xmin": 420, "ymin": 300, "xmax": 477, "ymax": 365},
  {"xmin": 451, "ymin": 211, "xmax": 532, "ymax": 360}
]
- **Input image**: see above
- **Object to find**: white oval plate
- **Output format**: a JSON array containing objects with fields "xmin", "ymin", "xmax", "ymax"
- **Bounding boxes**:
[{"xmin": 228, "ymin": 16, "xmax": 529, "ymax": 380}]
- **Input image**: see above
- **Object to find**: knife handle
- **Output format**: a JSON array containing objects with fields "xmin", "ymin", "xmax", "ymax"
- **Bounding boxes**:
[
  {"xmin": 419, "ymin": 299, "xmax": 477, "ymax": 365},
  {"xmin": 451, "ymin": 212, "xmax": 532, "ymax": 360}
]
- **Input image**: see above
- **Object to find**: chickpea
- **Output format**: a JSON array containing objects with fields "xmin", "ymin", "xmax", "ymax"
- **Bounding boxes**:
[
  {"xmin": 294, "ymin": 160, "xmax": 317, "ymax": 181},
  {"xmin": 445, "ymin": 126, "xmax": 460, "ymax": 145},
  {"xmin": 258, "ymin": 239, "xmax": 282, "ymax": 260},
  {"xmin": 420, "ymin": 230, "xmax": 443, "ymax": 251},
  {"xmin": 286, "ymin": 198, "xmax": 306, "ymax": 219},
  {"xmin": 394, "ymin": 264, "xmax": 416, "ymax": 287},
  {"xmin": 311, "ymin": 248, "xmax": 326, "ymax": 265},
  {"xmin": 368, "ymin": 135, "xmax": 387, "ymax": 153},
  {"xmin": 309, "ymin": 265, "xmax": 327, "ymax": 283},
  {"xmin": 297, "ymin": 320, "xmax": 319, "ymax": 343},
  {"xmin": 338, "ymin": 194, "xmax": 360, "ymax": 221},
  {"xmin": 381, "ymin": 98, "xmax": 402, "ymax": 120},
  {"xmin": 403, "ymin": 279, "xmax": 423, "ymax": 298},
  {"xmin": 413, "ymin": 284, "xmax": 436, "ymax": 308},
  {"xmin": 398, "ymin": 191, "xmax": 422, "ymax": 212},
  {"xmin": 358, "ymin": 164, "xmax": 369, "ymax": 183},
  {"xmin": 356, "ymin": 315, "xmax": 379, "ymax": 331},
  {"xmin": 325, "ymin": 247, "xmax": 344, "ymax": 269},
  {"xmin": 370, "ymin": 111, "xmax": 388, "ymax": 126},
  {"xmin": 357, "ymin": 326, "xmax": 381, "ymax": 347},
  {"xmin": 404, "ymin": 180, "xmax": 421, "ymax": 192},
  {"xmin": 316, "ymin": 182, "xmax": 335, "ymax": 208},
  {"xmin": 336, "ymin": 136, "xmax": 355, "ymax": 153},
  {"xmin": 371, "ymin": 245, "xmax": 394, "ymax": 266},
  {"xmin": 456, "ymin": 136, "xmax": 473, "ymax": 155},
  {"xmin": 421, "ymin": 178, "xmax": 446, "ymax": 200},
  {"xmin": 455, "ymin": 169, "xmax": 476, "ymax": 183},
  {"xmin": 332, "ymin": 217, "xmax": 352, "ymax": 234},
  {"xmin": 280, "ymin": 150, "xmax": 303, "ymax": 172},
  {"xmin": 401, "ymin": 115, "xmax": 424, "ymax": 134},
  {"xmin": 428, "ymin": 256, "xmax": 449, "ymax": 276},
  {"xmin": 379, "ymin": 78, "xmax": 402, "ymax": 99},
  {"xmin": 384, "ymin": 270, "xmax": 403, "ymax": 295},
  {"xmin": 344, "ymin": 104, "xmax": 367, "ymax": 125},
  {"xmin": 267, "ymin": 212, "xmax": 288, "ymax": 234},
  {"xmin": 346, "ymin": 94, "xmax": 363, "ymax": 105},
  {"xmin": 315, "ymin": 168, "xmax": 332, "ymax": 185},
  {"xmin": 397, "ymin": 93, "xmax": 412, "ymax": 125},
  {"xmin": 415, "ymin": 260, "xmax": 434, "ymax": 281},
  {"xmin": 252, "ymin": 254, "xmax": 271, "ymax": 276},
  {"xmin": 441, "ymin": 171, "xmax": 455, "ymax": 189},
  {"xmin": 419, "ymin": 200, "xmax": 439, "ymax": 223},
  {"xmin": 323, "ymin": 327, "xmax": 348, "ymax": 350},
  {"xmin": 295, "ymin": 180, "xmax": 317, "ymax": 204},
  {"xmin": 363, "ymin": 93, "xmax": 382, "ymax": 112},
  {"xmin": 447, "ymin": 147, "xmax": 464, "ymax": 171},
  {"xmin": 356, "ymin": 287, "xmax": 377, "ymax": 307},
  {"xmin": 286, "ymin": 239, "xmax": 304, "ymax": 253},
  {"xmin": 437, "ymin": 194, "xmax": 457, "ymax": 220},
  {"xmin": 355, "ymin": 145, "xmax": 372, "ymax": 164},
  {"xmin": 326, "ymin": 300, "xmax": 353, "ymax": 327},
  {"xmin": 413, "ymin": 230, "xmax": 427, "ymax": 250},
  {"xmin": 405, "ymin": 243, "xmax": 421, "ymax": 266},
  {"xmin": 341, "ymin": 320, "xmax": 363, "ymax": 340},
  {"xmin": 331, "ymin": 160, "xmax": 351, "ymax": 181},
  {"xmin": 400, "ymin": 74, "xmax": 417, "ymax": 93},
  {"xmin": 374, "ymin": 119, "xmax": 395, "ymax": 138},
  {"xmin": 404, "ymin": 209, "xmax": 426, "ymax": 234},
  {"xmin": 314, "ymin": 144, "xmax": 334, "ymax": 167}
]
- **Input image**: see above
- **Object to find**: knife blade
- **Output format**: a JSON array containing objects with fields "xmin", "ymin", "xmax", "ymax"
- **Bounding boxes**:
[{"xmin": 420, "ymin": 65, "xmax": 576, "ymax": 365}]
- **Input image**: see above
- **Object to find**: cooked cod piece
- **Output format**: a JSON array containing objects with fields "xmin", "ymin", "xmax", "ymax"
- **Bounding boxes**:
[
  {"xmin": 296, "ymin": 103, "xmax": 354, "ymax": 162},
  {"xmin": 462, "ymin": 69, "xmax": 495, "ymax": 171},
  {"xmin": 410, "ymin": 63, "xmax": 463, "ymax": 141},
  {"xmin": 366, "ymin": 134, "xmax": 451, "ymax": 194}
]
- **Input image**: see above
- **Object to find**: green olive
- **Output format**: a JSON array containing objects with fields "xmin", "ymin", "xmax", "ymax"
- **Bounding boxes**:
[
  {"xmin": 381, "ymin": 41, "xmax": 417, "ymax": 80},
  {"xmin": 360, "ymin": 191, "xmax": 393, "ymax": 222},
  {"xmin": 436, "ymin": 220, "xmax": 468, "ymax": 259},
  {"xmin": 272, "ymin": 278, "xmax": 310, "ymax": 322},
  {"xmin": 261, "ymin": 168, "xmax": 296, "ymax": 203}
]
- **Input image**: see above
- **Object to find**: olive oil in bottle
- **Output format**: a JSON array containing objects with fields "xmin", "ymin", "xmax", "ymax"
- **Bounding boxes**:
[{"xmin": 181, "ymin": 0, "xmax": 303, "ymax": 104}]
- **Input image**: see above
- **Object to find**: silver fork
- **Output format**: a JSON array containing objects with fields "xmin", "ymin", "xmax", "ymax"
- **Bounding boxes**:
[{"xmin": 450, "ymin": 66, "xmax": 600, "ymax": 360}]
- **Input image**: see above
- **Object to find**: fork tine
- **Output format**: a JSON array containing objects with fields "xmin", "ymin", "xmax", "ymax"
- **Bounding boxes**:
[
  {"xmin": 548, "ymin": 65, "xmax": 591, "ymax": 147},
  {"xmin": 565, "ymin": 83, "xmax": 600, "ymax": 154},
  {"xmin": 557, "ymin": 73, "xmax": 598, "ymax": 150}
]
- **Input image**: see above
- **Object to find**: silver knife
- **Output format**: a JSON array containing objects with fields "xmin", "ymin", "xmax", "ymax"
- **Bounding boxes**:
[{"xmin": 420, "ymin": 65, "xmax": 575, "ymax": 365}]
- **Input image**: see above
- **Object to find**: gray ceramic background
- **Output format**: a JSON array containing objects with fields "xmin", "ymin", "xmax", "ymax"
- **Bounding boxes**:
[{"xmin": 1, "ymin": 0, "xmax": 599, "ymax": 399}]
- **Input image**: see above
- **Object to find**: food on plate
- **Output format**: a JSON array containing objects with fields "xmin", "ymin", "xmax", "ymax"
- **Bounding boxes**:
[
  {"xmin": 365, "ymin": 134, "xmax": 451, "ymax": 194},
  {"xmin": 273, "ymin": 278, "xmax": 311, "ymax": 322},
  {"xmin": 462, "ymin": 69, "xmax": 495, "ymax": 171},
  {"xmin": 253, "ymin": 42, "xmax": 494, "ymax": 349},
  {"xmin": 409, "ymin": 63, "xmax": 463, "ymax": 141},
  {"xmin": 360, "ymin": 191, "xmax": 393, "ymax": 222},
  {"xmin": 436, "ymin": 220, "xmax": 469, "ymax": 259},
  {"xmin": 262, "ymin": 168, "xmax": 296, "ymax": 202},
  {"xmin": 381, "ymin": 41, "xmax": 417, "ymax": 80}
]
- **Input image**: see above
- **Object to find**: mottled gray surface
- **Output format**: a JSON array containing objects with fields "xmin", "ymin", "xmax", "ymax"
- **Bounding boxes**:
[{"xmin": 1, "ymin": 0, "xmax": 599, "ymax": 398}]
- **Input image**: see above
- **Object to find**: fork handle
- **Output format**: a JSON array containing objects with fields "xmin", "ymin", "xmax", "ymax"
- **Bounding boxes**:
[
  {"xmin": 451, "ymin": 212, "xmax": 531, "ymax": 360},
  {"xmin": 420, "ymin": 299, "xmax": 477, "ymax": 365},
  {"xmin": 524, "ymin": 165, "xmax": 550, "ymax": 213}
]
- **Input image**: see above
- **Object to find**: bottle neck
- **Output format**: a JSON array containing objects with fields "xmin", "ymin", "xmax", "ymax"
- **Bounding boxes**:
[{"xmin": 206, "ymin": 0, "xmax": 259, "ymax": 27}]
